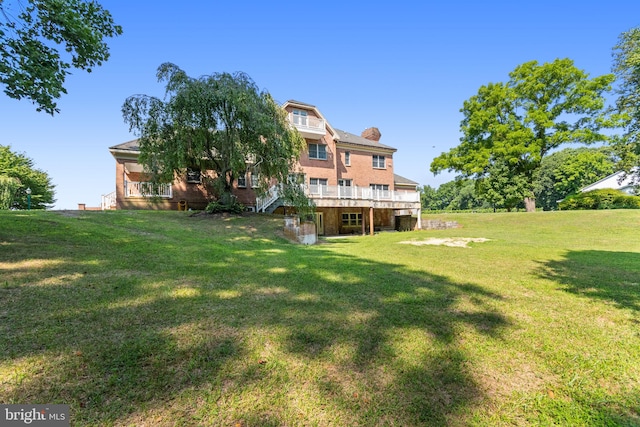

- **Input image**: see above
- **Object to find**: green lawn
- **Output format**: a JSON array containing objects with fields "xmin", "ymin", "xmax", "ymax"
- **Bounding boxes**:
[{"xmin": 1, "ymin": 209, "xmax": 639, "ymax": 426}]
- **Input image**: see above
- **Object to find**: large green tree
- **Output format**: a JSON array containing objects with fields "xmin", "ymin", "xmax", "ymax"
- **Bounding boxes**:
[
  {"xmin": 122, "ymin": 63, "xmax": 306, "ymax": 205},
  {"xmin": 475, "ymin": 158, "xmax": 529, "ymax": 211},
  {"xmin": 446, "ymin": 179, "xmax": 485, "ymax": 211},
  {"xmin": 0, "ymin": 145, "xmax": 55, "ymax": 209},
  {"xmin": 0, "ymin": 0, "xmax": 122, "ymax": 114},
  {"xmin": 419, "ymin": 185, "xmax": 438, "ymax": 210},
  {"xmin": 431, "ymin": 58, "xmax": 615, "ymax": 211},
  {"xmin": 612, "ymin": 27, "xmax": 640, "ymax": 178}
]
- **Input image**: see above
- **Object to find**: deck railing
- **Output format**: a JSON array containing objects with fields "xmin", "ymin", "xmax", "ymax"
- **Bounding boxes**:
[
  {"xmin": 124, "ymin": 181, "xmax": 172, "ymax": 198},
  {"xmin": 101, "ymin": 191, "xmax": 116, "ymax": 210},
  {"xmin": 307, "ymin": 184, "xmax": 420, "ymax": 202},
  {"xmin": 256, "ymin": 183, "xmax": 419, "ymax": 211},
  {"xmin": 256, "ymin": 184, "xmax": 281, "ymax": 212}
]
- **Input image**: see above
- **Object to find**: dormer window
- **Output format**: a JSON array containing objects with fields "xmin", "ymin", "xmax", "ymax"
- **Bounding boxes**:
[{"xmin": 292, "ymin": 109, "xmax": 308, "ymax": 126}]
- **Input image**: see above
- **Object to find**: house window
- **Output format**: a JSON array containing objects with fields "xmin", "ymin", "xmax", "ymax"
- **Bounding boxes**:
[
  {"xmin": 309, "ymin": 178, "xmax": 328, "ymax": 194},
  {"xmin": 342, "ymin": 213, "xmax": 362, "ymax": 226},
  {"xmin": 251, "ymin": 173, "xmax": 259, "ymax": 188},
  {"xmin": 238, "ymin": 172, "xmax": 247, "ymax": 188},
  {"xmin": 345, "ymin": 151, "xmax": 351, "ymax": 166},
  {"xmin": 288, "ymin": 173, "xmax": 305, "ymax": 185},
  {"xmin": 186, "ymin": 168, "xmax": 201, "ymax": 183},
  {"xmin": 372, "ymin": 155, "xmax": 385, "ymax": 169},
  {"xmin": 292, "ymin": 109, "xmax": 308, "ymax": 126},
  {"xmin": 370, "ymin": 184, "xmax": 389, "ymax": 191},
  {"xmin": 309, "ymin": 143, "xmax": 327, "ymax": 160}
]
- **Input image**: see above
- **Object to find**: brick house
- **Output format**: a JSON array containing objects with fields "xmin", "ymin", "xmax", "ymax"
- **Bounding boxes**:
[{"xmin": 106, "ymin": 100, "xmax": 421, "ymax": 235}]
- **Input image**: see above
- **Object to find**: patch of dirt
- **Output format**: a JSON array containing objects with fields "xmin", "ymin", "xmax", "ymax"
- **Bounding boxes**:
[{"xmin": 399, "ymin": 237, "xmax": 490, "ymax": 248}]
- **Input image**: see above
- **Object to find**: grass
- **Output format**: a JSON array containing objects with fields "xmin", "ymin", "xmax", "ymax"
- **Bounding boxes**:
[{"xmin": 0, "ymin": 209, "xmax": 639, "ymax": 426}]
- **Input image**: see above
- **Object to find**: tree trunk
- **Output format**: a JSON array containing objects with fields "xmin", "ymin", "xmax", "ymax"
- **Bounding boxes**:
[
  {"xmin": 524, "ymin": 197, "xmax": 536, "ymax": 212},
  {"xmin": 219, "ymin": 172, "xmax": 235, "ymax": 205}
]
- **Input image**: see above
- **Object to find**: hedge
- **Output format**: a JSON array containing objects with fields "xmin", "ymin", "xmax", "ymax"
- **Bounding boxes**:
[{"xmin": 559, "ymin": 189, "xmax": 640, "ymax": 210}]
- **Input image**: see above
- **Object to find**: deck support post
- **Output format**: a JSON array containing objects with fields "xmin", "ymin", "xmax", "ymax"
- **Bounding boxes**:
[{"xmin": 369, "ymin": 206, "xmax": 374, "ymax": 236}]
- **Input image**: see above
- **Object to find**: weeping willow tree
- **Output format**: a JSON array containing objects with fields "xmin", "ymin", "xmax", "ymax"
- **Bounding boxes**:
[
  {"xmin": 122, "ymin": 63, "xmax": 306, "ymax": 206},
  {"xmin": 0, "ymin": 175, "xmax": 20, "ymax": 209}
]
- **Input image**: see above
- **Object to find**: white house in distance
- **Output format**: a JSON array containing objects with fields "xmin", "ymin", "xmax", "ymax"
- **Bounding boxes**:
[{"xmin": 580, "ymin": 168, "xmax": 639, "ymax": 195}]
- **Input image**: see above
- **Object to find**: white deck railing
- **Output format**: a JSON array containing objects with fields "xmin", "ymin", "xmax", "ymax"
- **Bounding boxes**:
[
  {"xmin": 256, "ymin": 184, "xmax": 281, "ymax": 212},
  {"xmin": 256, "ymin": 183, "xmax": 419, "ymax": 211},
  {"xmin": 307, "ymin": 184, "xmax": 420, "ymax": 202},
  {"xmin": 101, "ymin": 191, "xmax": 116, "ymax": 210},
  {"xmin": 124, "ymin": 181, "xmax": 172, "ymax": 198}
]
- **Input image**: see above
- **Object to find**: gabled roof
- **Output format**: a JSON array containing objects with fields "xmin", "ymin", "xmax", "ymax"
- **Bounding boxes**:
[
  {"xmin": 394, "ymin": 174, "xmax": 418, "ymax": 187},
  {"xmin": 580, "ymin": 168, "xmax": 639, "ymax": 193},
  {"xmin": 286, "ymin": 99, "xmax": 316, "ymax": 108},
  {"xmin": 111, "ymin": 102, "xmax": 399, "ymax": 155},
  {"xmin": 109, "ymin": 139, "xmax": 141, "ymax": 161},
  {"xmin": 281, "ymin": 100, "xmax": 338, "ymax": 140},
  {"xmin": 109, "ymin": 139, "xmax": 140, "ymax": 152},
  {"xmin": 334, "ymin": 129, "xmax": 396, "ymax": 152}
]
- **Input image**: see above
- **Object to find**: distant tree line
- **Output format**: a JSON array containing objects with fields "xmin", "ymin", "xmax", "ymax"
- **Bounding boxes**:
[{"xmin": 422, "ymin": 147, "xmax": 617, "ymax": 211}]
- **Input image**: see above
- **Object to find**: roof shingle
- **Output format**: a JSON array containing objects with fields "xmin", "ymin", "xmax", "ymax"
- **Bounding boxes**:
[{"xmin": 334, "ymin": 129, "xmax": 396, "ymax": 151}]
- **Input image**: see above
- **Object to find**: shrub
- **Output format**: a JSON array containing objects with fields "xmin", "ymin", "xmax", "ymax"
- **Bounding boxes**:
[
  {"xmin": 615, "ymin": 194, "xmax": 640, "ymax": 208},
  {"xmin": 559, "ymin": 189, "xmax": 640, "ymax": 210},
  {"xmin": 205, "ymin": 199, "xmax": 245, "ymax": 214}
]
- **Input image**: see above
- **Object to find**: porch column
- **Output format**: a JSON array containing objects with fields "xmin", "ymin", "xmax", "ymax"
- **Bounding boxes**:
[
  {"xmin": 416, "ymin": 208, "xmax": 422, "ymax": 230},
  {"xmin": 369, "ymin": 206, "xmax": 374, "ymax": 236},
  {"xmin": 361, "ymin": 207, "xmax": 366, "ymax": 236}
]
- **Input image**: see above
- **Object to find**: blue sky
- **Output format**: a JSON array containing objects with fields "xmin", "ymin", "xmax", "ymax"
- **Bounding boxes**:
[{"xmin": 2, "ymin": 0, "xmax": 639, "ymax": 209}]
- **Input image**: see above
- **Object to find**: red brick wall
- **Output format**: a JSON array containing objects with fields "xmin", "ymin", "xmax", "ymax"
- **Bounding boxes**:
[
  {"xmin": 115, "ymin": 159, "xmax": 125, "ymax": 209},
  {"xmin": 297, "ymin": 133, "xmax": 337, "ymax": 184},
  {"xmin": 334, "ymin": 147, "xmax": 395, "ymax": 190},
  {"xmin": 295, "ymin": 139, "xmax": 395, "ymax": 191}
]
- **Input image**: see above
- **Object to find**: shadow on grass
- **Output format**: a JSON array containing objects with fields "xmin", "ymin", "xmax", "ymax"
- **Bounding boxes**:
[
  {"xmin": 537, "ymin": 250, "xmax": 640, "ymax": 312},
  {"xmin": 535, "ymin": 250, "xmax": 640, "ymax": 425},
  {"xmin": 1, "ymin": 212, "xmax": 511, "ymax": 425}
]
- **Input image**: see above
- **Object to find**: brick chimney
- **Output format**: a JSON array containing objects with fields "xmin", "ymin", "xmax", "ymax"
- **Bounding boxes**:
[{"xmin": 361, "ymin": 127, "xmax": 381, "ymax": 142}]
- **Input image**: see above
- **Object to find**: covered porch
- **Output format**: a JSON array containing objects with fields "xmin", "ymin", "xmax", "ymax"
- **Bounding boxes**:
[{"xmin": 262, "ymin": 184, "xmax": 421, "ymax": 236}]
